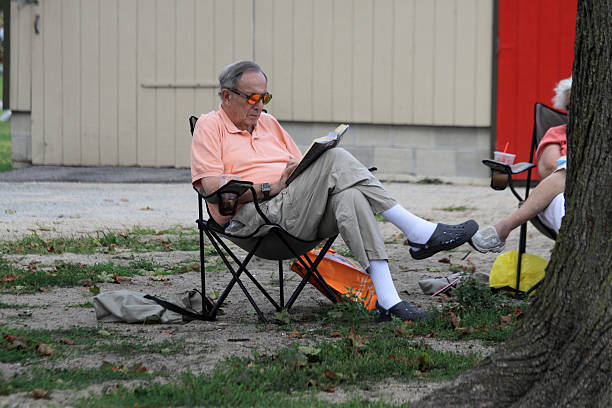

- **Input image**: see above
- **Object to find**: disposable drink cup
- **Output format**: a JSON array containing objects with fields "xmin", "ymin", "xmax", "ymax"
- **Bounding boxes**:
[
  {"xmin": 218, "ymin": 173, "xmax": 241, "ymax": 187},
  {"xmin": 218, "ymin": 174, "xmax": 241, "ymax": 216},
  {"xmin": 493, "ymin": 151, "xmax": 516, "ymax": 165}
]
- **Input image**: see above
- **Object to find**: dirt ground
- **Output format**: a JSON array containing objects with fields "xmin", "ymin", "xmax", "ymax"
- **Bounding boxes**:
[{"xmin": 0, "ymin": 181, "xmax": 556, "ymax": 406}]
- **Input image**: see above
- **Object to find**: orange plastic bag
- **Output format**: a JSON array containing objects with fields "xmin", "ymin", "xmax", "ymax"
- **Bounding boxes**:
[{"xmin": 291, "ymin": 248, "xmax": 377, "ymax": 310}]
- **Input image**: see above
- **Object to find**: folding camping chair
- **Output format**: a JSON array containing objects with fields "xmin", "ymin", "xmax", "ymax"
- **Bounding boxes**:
[
  {"xmin": 153, "ymin": 115, "xmax": 339, "ymax": 323},
  {"xmin": 482, "ymin": 102, "xmax": 567, "ymax": 297}
]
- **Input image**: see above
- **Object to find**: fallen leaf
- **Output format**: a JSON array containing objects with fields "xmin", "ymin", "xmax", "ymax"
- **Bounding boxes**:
[
  {"xmin": 438, "ymin": 257, "xmax": 451, "ymax": 264},
  {"xmin": 329, "ymin": 331, "xmax": 341, "ymax": 338},
  {"xmin": 499, "ymin": 313, "xmax": 513, "ymax": 323},
  {"xmin": 36, "ymin": 343, "xmax": 55, "ymax": 356},
  {"xmin": 448, "ymin": 312, "xmax": 460, "ymax": 329},
  {"xmin": 112, "ymin": 273, "xmax": 132, "ymax": 284},
  {"xmin": 1, "ymin": 275, "xmax": 17, "ymax": 283},
  {"xmin": 322, "ymin": 369, "xmax": 338, "ymax": 380},
  {"xmin": 98, "ymin": 330, "xmax": 112, "ymax": 337},
  {"xmin": 325, "ymin": 385, "xmax": 335, "ymax": 393},
  {"xmin": 31, "ymin": 389, "xmax": 50, "ymax": 399},
  {"xmin": 140, "ymin": 206, "xmax": 154, "ymax": 211},
  {"xmin": 289, "ymin": 329, "xmax": 303, "ymax": 339},
  {"xmin": 61, "ymin": 338, "xmax": 75, "ymax": 345},
  {"xmin": 5, "ymin": 209, "xmax": 16, "ymax": 214},
  {"xmin": 132, "ymin": 363, "xmax": 148, "ymax": 373},
  {"xmin": 120, "ymin": 198, "xmax": 129, "ymax": 202}
]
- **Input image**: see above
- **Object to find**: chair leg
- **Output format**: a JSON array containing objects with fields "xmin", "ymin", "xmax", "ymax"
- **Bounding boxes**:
[
  {"xmin": 204, "ymin": 230, "xmax": 270, "ymax": 322},
  {"xmin": 279, "ymin": 260, "xmax": 284, "ymax": 309},
  {"xmin": 514, "ymin": 222, "xmax": 529, "ymax": 298},
  {"xmin": 198, "ymin": 222, "xmax": 215, "ymax": 314},
  {"xmin": 210, "ymin": 232, "xmax": 282, "ymax": 310},
  {"xmin": 285, "ymin": 235, "xmax": 339, "ymax": 310}
]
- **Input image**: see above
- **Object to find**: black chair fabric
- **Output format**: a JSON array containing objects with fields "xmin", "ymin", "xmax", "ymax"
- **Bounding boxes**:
[{"xmin": 482, "ymin": 103, "xmax": 567, "ymax": 297}]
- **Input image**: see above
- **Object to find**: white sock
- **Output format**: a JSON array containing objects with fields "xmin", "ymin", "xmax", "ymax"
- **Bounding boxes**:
[
  {"xmin": 381, "ymin": 204, "xmax": 437, "ymax": 245},
  {"xmin": 368, "ymin": 259, "xmax": 401, "ymax": 309}
]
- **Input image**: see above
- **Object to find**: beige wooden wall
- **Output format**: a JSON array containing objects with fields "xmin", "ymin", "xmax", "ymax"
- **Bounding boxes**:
[{"xmin": 10, "ymin": 0, "xmax": 493, "ymax": 167}]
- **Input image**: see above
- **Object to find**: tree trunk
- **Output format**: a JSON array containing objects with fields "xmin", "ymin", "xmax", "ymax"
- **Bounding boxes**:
[{"xmin": 415, "ymin": 1, "xmax": 612, "ymax": 406}]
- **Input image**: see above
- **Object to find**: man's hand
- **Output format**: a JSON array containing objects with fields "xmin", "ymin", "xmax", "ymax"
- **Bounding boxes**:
[{"xmin": 279, "ymin": 158, "xmax": 300, "ymax": 187}]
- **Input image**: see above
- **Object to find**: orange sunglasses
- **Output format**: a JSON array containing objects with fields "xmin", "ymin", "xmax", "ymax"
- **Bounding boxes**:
[{"xmin": 228, "ymin": 88, "xmax": 272, "ymax": 105}]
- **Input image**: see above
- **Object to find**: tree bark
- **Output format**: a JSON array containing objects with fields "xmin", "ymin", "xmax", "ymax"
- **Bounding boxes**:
[{"xmin": 414, "ymin": 1, "xmax": 612, "ymax": 406}]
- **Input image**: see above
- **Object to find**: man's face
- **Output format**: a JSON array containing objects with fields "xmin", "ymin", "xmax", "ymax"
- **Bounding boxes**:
[{"xmin": 221, "ymin": 71, "xmax": 267, "ymax": 132}]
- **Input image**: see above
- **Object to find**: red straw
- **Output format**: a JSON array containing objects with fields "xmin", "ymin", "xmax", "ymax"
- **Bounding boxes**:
[
  {"xmin": 229, "ymin": 165, "xmax": 234, "ymax": 174},
  {"xmin": 503, "ymin": 142, "xmax": 509, "ymax": 154}
]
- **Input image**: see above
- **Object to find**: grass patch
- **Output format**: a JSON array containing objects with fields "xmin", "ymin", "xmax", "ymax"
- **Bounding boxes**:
[
  {"xmin": 0, "ymin": 229, "xmax": 205, "ymax": 255},
  {"xmin": 434, "ymin": 205, "xmax": 476, "ymax": 212},
  {"xmin": 0, "ymin": 326, "xmax": 188, "ymax": 364},
  {"xmin": 0, "ymin": 301, "xmax": 33, "ymax": 309},
  {"xmin": 0, "ymin": 258, "xmax": 204, "ymax": 293},
  {"xmin": 0, "ymin": 115, "xmax": 9, "ymax": 173},
  {"xmin": 416, "ymin": 178, "xmax": 447, "ymax": 185},
  {"xmin": 67, "ymin": 301, "xmax": 94, "ymax": 308},
  {"xmin": 375, "ymin": 214, "xmax": 389, "ymax": 223},
  {"xmin": 411, "ymin": 276, "xmax": 528, "ymax": 343},
  {"xmin": 1, "ymin": 365, "xmax": 151, "ymax": 395},
  {"xmin": 82, "ymin": 323, "xmax": 478, "ymax": 407}
]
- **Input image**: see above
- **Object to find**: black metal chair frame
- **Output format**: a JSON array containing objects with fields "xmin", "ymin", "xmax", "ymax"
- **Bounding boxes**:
[
  {"xmin": 154, "ymin": 115, "xmax": 339, "ymax": 323},
  {"xmin": 482, "ymin": 102, "xmax": 567, "ymax": 297}
]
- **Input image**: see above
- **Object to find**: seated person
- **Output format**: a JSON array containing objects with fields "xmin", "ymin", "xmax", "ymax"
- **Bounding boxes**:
[
  {"xmin": 191, "ymin": 60, "xmax": 478, "ymax": 322},
  {"xmin": 471, "ymin": 156, "xmax": 566, "ymax": 253},
  {"xmin": 537, "ymin": 76, "xmax": 571, "ymax": 179}
]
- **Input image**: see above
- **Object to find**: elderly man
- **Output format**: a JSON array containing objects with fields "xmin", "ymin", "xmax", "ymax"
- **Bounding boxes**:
[{"xmin": 191, "ymin": 60, "xmax": 478, "ymax": 322}]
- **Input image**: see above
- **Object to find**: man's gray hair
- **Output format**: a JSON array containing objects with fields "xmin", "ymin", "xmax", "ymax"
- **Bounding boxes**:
[
  {"xmin": 552, "ymin": 76, "xmax": 572, "ymax": 111},
  {"xmin": 218, "ymin": 61, "xmax": 267, "ymax": 97}
]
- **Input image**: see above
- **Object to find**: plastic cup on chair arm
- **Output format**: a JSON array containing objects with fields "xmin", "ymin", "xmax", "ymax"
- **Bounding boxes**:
[
  {"xmin": 491, "ymin": 151, "xmax": 516, "ymax": 190},
  {"xmin": 218, "ymin": 174, "xmax": 241, "ymax": 216}
]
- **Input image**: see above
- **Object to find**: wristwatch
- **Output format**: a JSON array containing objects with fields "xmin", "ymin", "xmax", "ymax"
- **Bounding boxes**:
[{"xmin": 261, "ymin": 183, "xmax": 271, "ymax": 200}]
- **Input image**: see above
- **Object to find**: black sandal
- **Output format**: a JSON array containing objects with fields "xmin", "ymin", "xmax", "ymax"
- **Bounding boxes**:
[{"xmin": 409, "ymin": 220, "xmax": 479, "ymax": 260}]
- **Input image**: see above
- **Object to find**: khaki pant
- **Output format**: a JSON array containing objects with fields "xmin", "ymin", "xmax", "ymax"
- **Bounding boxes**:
[{"xmin": 226, "ymin": 148, "xmax": 397, "ymax": 269}]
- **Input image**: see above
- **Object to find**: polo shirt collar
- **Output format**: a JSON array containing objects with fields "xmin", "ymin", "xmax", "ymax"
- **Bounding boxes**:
[{"xmin": 218, "ymin": 104, "xmax": 258, "ymax": 135}]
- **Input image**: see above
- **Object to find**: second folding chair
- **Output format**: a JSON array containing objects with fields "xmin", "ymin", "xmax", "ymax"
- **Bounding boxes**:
[{"xmin": 481, "ymin": 102, "xmax": 567, "ymax": 297}]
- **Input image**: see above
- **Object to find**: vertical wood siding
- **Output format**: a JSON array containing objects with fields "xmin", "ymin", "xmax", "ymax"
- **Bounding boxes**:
[
  {"xmin": 261, "ymin": 0, "xmax": 492, "ymax": 126},
  {"xmin": 9, "ymin": 2, "xmax": 33, "ymax": 111},
  {"xmin": 19, "ymin": 0, "xmax": 492, "ymax": 167}
]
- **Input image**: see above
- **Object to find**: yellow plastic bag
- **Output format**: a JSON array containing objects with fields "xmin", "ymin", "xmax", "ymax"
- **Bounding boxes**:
[{"xmin": 489, "ymin": 250, "xmax": 547, "ymax": 296}]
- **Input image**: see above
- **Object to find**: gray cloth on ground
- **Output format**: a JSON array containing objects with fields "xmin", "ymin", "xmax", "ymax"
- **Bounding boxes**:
[
  {"xmin": 93, "ymin": 290, "xmax": 202, "ymax": 324},
  {"xmin": 226, "ymin": 148, "xmax": 397, "ymax": 269}
]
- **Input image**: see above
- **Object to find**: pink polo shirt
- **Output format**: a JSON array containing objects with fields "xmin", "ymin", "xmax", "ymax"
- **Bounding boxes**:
[
  {"xmin": 536, "ymin": 124, "xmax": 567, "ymax": 161},
  {"xmin": 191, "ymin": 107, "xmax": 302, "ymax": 225}
]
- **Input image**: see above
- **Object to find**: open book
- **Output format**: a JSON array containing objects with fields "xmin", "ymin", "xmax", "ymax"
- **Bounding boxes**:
[{"xmin": 286, "ymin": 124, "xmax": 349, "ymax": 185}]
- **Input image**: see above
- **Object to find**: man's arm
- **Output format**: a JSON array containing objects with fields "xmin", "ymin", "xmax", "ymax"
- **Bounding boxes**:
[{"xmin": 194, "ymin": 158, "xmax": 300, "ymax": 204}]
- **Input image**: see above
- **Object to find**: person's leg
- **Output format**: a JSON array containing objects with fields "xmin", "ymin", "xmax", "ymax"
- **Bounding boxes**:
[
  {"xmin": 380, "ymin": 204, "xmax": 437, "ymax": 245},
  {"xmin": 229, "ymin": 148, "xmax": 475, "ymax": 260},
  {"xmin": 472, "ymin": 169, "xmax": 565, "ymax": 252},
  {"xmin": 495, "ymin": 169, "xmax": 565, "ymax": 241}
]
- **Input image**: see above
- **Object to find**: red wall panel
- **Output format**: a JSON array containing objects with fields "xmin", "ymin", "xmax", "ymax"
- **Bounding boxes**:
[{"xmin": 497, "ymin": 0, "xmax": 576, "ymax": 179}]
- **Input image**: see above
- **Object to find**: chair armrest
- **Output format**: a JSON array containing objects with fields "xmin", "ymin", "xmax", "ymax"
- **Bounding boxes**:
[
  {"xmin": 194, "ymin": 180, "xmax": 273, "ymax": 224},
  {"xmin": 200, "ymin": 180, "xmax": 254, "ymax": 204},
  {"xmin": 482, "ymin": 159, "xmax": 536, "ymax": 175}
]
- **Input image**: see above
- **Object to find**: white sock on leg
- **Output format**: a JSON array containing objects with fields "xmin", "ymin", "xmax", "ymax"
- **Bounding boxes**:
[
  {"xmin": 381, "ymin": 204, "xmax": 437, "ymax": 245},
  {"xmin": 368, "ymin": 259, "xmax": 401, "ymax": 310}
]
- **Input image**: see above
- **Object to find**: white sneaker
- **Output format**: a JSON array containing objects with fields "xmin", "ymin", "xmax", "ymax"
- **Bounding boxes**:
[{"xmin": 470, "ymin": 225, "xmax": 505, "ymax": 253}]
